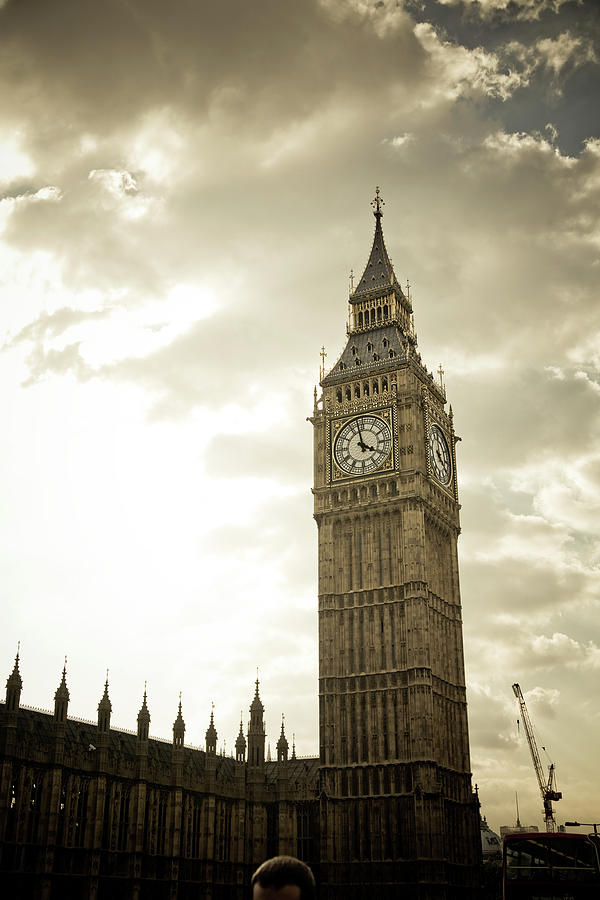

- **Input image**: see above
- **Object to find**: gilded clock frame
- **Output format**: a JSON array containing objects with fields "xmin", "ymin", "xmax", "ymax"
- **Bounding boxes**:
[
  {"xmin": 329, "ymin": 405, "xmax": 396, "ymax": 483},
  {"xmin": 423, "ymin": 388, "xmax": 457, "ymax": 499}
]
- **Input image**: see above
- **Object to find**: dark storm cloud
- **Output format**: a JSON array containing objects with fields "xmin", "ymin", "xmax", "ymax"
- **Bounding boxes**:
[
  {"xmin": 0, "ymin": 0, "xmax": 424, "ymax": 146},
  {"xmin": 408, "ymin": 0, "xmax": 600, "ymax": 154}
]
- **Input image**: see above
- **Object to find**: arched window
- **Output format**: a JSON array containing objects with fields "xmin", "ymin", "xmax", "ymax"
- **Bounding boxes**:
[
  {"xmin": 389, "ymin": 349, "xmax": 395, "ymax": 358},
  {"xmin": 382, "ymin": 377, "xmax": 388, "ymax": 391},
  {"xmin": 367, "ymin": 342, "xmax": 372, "ymax": 352},
  {"xmin": 354, "ymin": 384, "xmax": 360, "ymax": 398},
  {"xmin": 372, "ymin": 380, "xmax": 379, "ymax": 394},
  {"xmin": 363, "ymin": 382, "xmax": 369, "ymax": 397},
  {"xmin": 371, "ymin": 308, "xmax": 376, "ymax": 324},
  {"xmin": 358, "ymin": 311, "xmax": 363, "ymax": 328},
  {"xmin": 377, "ymin": 306, "xmax": 382, "ymax": 321},
  {"xmin": 345, "ymin": 387, "xmax": 351, "ymax": 401},
  {"xmin": 336, "ymin": 389, "xmax": 342, "ymax": 403},
  {"xmin": 383, "ymin": 305, "xmax": 388, "ymax": 320},
  {"xmin": 382, "ymin": 338, "xmax": 388, "ymax": 348}
]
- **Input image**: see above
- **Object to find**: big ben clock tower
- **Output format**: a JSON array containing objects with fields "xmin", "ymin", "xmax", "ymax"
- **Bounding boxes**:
[{"xmin": 311, "ymin": 190, "xmax": 481, "ymax": 898}]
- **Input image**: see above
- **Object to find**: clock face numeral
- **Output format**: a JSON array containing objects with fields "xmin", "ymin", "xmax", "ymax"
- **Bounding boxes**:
[
  {"xmin": 429, "ymin": 424, "xmax": 452, "ymax": 485},
  {"xmin": 333, "ymin": 415, "xmax": 392, "ymax": 476}
]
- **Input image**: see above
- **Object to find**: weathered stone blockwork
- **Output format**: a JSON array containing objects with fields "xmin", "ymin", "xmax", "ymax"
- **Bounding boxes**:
[
  {"xmin": 312, "ymin": 194, "xmax": 481, "ymax": 898},
  {"xmin": 0, "ymin": 681, "xmax": 319, "ymax": 900}
]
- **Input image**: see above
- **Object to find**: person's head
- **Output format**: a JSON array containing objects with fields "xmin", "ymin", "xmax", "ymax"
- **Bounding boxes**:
[{"xmin": 251, "ymin": 855, "xmax": 316, "ymax": 900}]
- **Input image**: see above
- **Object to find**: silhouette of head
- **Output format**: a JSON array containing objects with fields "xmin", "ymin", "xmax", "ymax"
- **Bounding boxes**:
[{"xmin": 251, "ymin": 856, "xmax": 316, "ymax": 900}]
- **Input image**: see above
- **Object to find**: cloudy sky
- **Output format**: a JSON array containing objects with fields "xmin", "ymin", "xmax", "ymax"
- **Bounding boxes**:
[{"xmin": 2, "ymin": 0, "xmax": 599, "ymax": 834}]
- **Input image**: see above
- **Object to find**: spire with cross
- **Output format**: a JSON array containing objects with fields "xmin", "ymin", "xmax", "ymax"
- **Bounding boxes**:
[{"xmin": 371, "ymin": 185, "xmax": 385, "ymax": 218}]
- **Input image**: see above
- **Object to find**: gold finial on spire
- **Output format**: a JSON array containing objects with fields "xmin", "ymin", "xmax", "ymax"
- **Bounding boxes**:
[
  {"xmin": 438, "ymin": 364, "xmax": 445, "ymax": 389},
  {"xmin": 319, "ymin": 346, "xmax": 327, "ymax": 380},
  {"xmin": 406, "ymin": 278, "xmax": 411, "ymax": 300},
  {"xmin": 372, "ymin": 185, "xmax": 384, "ymax": 217},
  {"xmin": 349, "ymin": 268, "xmax": 354, "ymax": 293}
]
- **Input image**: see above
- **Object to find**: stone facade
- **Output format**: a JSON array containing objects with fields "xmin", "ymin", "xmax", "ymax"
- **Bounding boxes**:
[
  {"xmin": 0, "ymin": 194, "xmax": 481, "ymax": 898},
  {"xmin": 0, "ymin": 666, "xmax": 319, "ymax": 899},
  {"xmin": 311, "ymin": 192, "xmax": 481, "ymax": 897}
]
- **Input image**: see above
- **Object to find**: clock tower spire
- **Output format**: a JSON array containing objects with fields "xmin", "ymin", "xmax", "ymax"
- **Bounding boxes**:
[{"xmin": 311, "ymin": 191, "xmax": 480, "ymax": 898}]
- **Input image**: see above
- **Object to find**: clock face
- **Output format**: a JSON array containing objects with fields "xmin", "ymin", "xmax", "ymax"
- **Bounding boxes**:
[
  {"xmin": 429, "ymin": 424, "xmax": 452, "ymax": 485},
  {"xmin": 333, "ymin": 415, "xmax": 392, "ymax": 476}
]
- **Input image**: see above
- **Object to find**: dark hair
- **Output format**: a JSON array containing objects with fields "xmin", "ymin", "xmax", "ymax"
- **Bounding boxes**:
[{"xmin": 251, "ymin": 855, "xmax": 316, "ymax": 899}]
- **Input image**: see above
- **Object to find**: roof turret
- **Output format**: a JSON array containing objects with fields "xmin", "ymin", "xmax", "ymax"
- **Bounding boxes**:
[
  {"xmin": 54, "ymin": 659, "xmax": 70, "ymax": 723},
  {"xmin": 137, "ymin": 685, "xmax": 150, "ymax": 741},
  {"xmin": 205, "ymin": 705, "xmax": 217, "ymax": 755},
  {"xmin": 55, "ymin": 660, "xmax": 69, "ymax": 702},
  {"xmin": 97, "ymin": 672, "xmax": 112, "ymax": 733},
  {"xmin": 276, "ymin": 714, "xmax": 289, "ymax": 763},
  {"xmin": 322, "ymin": 188, "xmax": 420, "ymax": 386},
  {"xmin": 250, "ymin": 677, "xmax": 264, "ymax": 714},
  {"xmin": 173, "ymin": 694, "xmax": 185, "ymax": 747},
  {"xmin": 6, "ymin": 648, "xmax": 22, "ymax": 714},
  {"xmin": 235, "ymin": 713, "xmax": 247, "ymax": 762}
]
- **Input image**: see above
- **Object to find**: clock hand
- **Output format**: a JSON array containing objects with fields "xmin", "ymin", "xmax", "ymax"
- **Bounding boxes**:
[{"xmin": 356, "ymin": 419, "xmax": 368, "ymax": 452}]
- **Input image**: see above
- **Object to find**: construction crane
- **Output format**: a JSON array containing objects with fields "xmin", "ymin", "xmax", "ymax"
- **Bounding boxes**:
[{"xmin": 512, "ymin": 683, "xmax": 562, "ymax": 832}]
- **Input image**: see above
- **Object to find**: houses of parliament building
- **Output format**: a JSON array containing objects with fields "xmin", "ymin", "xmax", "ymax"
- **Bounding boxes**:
[{"xmin": 0, "ymin": 193, "xmax": 482, "ymax": 899}]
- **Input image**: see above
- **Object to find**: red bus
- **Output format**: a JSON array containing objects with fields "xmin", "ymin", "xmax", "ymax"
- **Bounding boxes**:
[{"xmin": 503, "ymin": 832, "xmax": 600, "ymax": 900}]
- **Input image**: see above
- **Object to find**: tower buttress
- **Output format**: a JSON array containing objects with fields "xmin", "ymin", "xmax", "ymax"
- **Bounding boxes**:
[
  {"xmin": 5, "ymin": 649, "xmax": 22, "ymax": 718},
  {"xmin": 136, "ymin": 685, "xmax": 150, "ymax": 779},
  {"xmin": 247, "ymin": 677, "xmax": 265, "ymax": 776},
  {"xmin": 96, "ymin": 673, "xmax": 112, "ymax": 769},
  {"xmin": 52, "ymin": 659, "xmax": 69, "ymax": 763},
  {"xmin": 2, "ymin": 649, "xmax": 22, "ymax": 753},
  {"xmin": 172, "ymin": 695, "xmax": 185, "ymax": 785}
]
